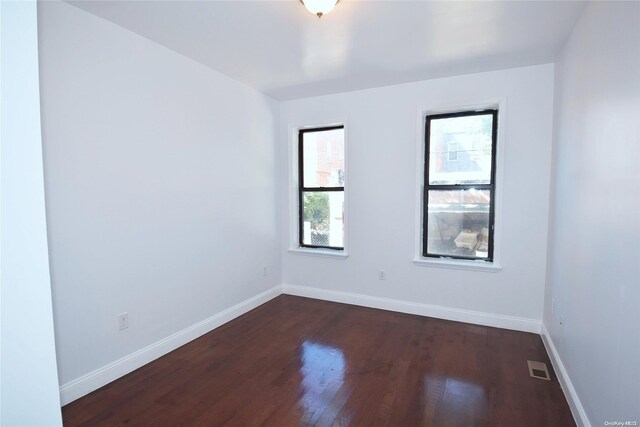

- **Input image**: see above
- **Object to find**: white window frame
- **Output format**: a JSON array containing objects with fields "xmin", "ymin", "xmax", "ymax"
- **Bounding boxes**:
[
  {"xmin": 287, "ymin": 122, "xmax": 349, "ymax": 259},
  {"xmin": 413, "ymin": 100, "xmax": 506, "ymax": 272}
]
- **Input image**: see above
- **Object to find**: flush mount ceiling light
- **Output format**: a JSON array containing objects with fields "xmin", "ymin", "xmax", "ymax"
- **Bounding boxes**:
[{"xmin": 301, "ymin": 0, "xmax": 339, "ymax": 18}]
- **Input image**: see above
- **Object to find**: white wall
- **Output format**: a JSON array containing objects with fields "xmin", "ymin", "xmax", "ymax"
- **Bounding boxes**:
[
  {"xmin": 0, "ymin": 1, "xmax": 63, "ymax": 425},
  {"xmin": 544, "ymin": 2, "xmax": 640, "ymax": 425},
  {"xmin": 33, "ymin": 2, "xmax": 638, "ymax": 422},
  {"xmin": 38, "ymin": 0, "xmax": 281, "ymax": 400},
  {"xmin": 279, "ymin": 64, "xmax": 555, "ymax": 329}
]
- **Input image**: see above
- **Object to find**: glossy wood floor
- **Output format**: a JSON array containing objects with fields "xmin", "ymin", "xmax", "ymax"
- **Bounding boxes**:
[{"xmin": 63, "ymin": 295, "xmax": 575, "ymax": 426}]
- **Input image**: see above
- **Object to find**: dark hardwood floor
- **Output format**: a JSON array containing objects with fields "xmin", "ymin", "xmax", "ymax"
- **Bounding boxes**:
[{"xmin": 62, "ymin": 295, "xmax": 575, "ymax": 426}]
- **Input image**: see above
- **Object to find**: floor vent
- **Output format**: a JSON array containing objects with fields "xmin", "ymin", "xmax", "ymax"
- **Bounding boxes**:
[{"xmin": 527, "ymin": 360, "xmax": 551, "ymax": 381}]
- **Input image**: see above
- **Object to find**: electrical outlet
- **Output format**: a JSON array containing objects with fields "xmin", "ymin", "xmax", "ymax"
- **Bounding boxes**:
[
  {"xmin": 118, "ymin": 313, "xmax": 129, "ymax": 331},
  {"xmin": 263, "ymin": 266, "xmax": 268, "ymax": 276},
  {"xmin": 379, "ymin": 270, "xmax": 385, "ymax": 280}
]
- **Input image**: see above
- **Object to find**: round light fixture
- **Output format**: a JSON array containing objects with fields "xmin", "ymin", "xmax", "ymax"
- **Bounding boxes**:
[{"xmin": 300, "ymin": 0, "xmax": 339, "ymax": 18}]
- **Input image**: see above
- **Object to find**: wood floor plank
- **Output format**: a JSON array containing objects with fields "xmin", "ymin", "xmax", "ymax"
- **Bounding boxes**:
[{"xmin": 62, "ymin": 295, "xmax": 575, "ymax": 426}]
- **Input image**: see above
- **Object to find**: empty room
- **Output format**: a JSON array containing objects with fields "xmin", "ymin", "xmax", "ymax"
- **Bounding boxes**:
[{"xmin": 2, "ymin": 0, "xmax": 639, "ymax": 426}]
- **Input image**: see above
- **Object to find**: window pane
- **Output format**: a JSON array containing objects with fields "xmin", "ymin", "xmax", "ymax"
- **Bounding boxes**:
[
  {"xmin": 426, "ymin": 189, "xmax": 490, "ymax": 258},
  {"xmin": 302, "ymin": 191, "xmax": 344, "ymax": 248},
  {"xmin": 302, "ymin": 128, "xmax": 344, "ymax": 187},
  {"xmin": 428, "ymin": 114, "xmax": 493, "ymax": 185}
]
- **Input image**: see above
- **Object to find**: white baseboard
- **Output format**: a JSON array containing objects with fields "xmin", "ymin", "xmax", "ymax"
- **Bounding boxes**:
[
  {"xmin": 281, "ymin": 284, "xmax": 541, "ymax": 333},
  {"xmin": 59, "ymin": 285, "xmax": 282, "ymax": 405},
  {"xmin": 540, "ymin": 323, "xmax": 591, "ymax": 427},
  {"xmin": 59, "ymin": 283, "xmax": 542, "ymax": 406}
]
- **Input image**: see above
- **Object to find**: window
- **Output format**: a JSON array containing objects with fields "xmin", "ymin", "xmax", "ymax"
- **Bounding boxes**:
[
  {"xmin": 423, "ymin": 109, "xmax": 497, "ymax": 261},
  {"xmin": 299, "ymin": 126, "xmax": 345, "ymax": 250},
  {"xmin": 447, "ymin": 142, "xmax": 458, "ymax": 161}
]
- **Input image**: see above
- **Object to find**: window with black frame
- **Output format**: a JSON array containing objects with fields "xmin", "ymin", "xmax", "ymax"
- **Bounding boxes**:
[
  {"xmin": 423, "ymin": 109, "xmax": 497, "ymax": 261},
  {"xmin": 299, "ymin": 126, "xmax": 345, "ymax": 250}
]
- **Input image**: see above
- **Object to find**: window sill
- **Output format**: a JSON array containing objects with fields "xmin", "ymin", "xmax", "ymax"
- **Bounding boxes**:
[
  {"xmin": 288, "ymin": 248, "xmax": 349, "ymax": 259},
  {"xmin": 412, "ymin": 257, "xmax": 501, "ymax": 272}
]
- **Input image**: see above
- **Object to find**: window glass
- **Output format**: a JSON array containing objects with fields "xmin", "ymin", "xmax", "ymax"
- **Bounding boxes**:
[
  {"xmin": 301, "ymin": 191, "xmax": 344, "ymax": 248},
  {"xmin": 426, "ymin": 189, "xmax": 490, "ymax": 258},
  {"xmin": 302, "ymin": 128, "xmax": 344, "ymax": 187},
  {"xmin": 428, "ymin": 114, "xmax": 493, "ymax": 185},
  {"xmin": 299, "ymin": 126, "xmax": 345, "ymax": 250},
  {"xmin": 423, "ymin": 110, "xmax": 497, "ymax": 261}
]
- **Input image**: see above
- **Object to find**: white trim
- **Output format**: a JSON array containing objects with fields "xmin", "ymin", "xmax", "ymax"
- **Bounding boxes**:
[
  {"xmin": 58, "ymin": 285, "xmax": 282, "ymax": 406},
  {"xmin": 282, "ymin": 283, "xmax": 540, "ymax": 333},
  {"xmin": 540, "ymin": 323, "xmax": 591, "ymax": 427},
  {"xmin": 288, "ymin": 120, "xmax": 349, "ymax": 253},
  {"xmin": 58, "ymin": 283, "xmax": 548, "ymax": 408},
  {"xmin": 288, "ymin": 248, "xmax": 349, "ymax": 259},
  {"xmin": 412, "ymin": 257, "xmax": 501, "ymax": 272},
  {"xmin": 413, "ymin": 99, "xmax": 507, "ymax": 266}
]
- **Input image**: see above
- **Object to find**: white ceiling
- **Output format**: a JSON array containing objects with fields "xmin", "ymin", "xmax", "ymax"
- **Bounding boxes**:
[{"xmin": 67, "ymin": 0, "xmax": 586, "ymax": 100}]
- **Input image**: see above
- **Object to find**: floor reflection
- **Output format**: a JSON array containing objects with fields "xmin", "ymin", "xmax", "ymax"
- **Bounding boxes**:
[
  {"xmin": 423, "ymin": 375, "xmax": 488, "ymax": 422},
  {"xmin": 298, "ymin": 341, "xmax": 347, "ymax": 424}
]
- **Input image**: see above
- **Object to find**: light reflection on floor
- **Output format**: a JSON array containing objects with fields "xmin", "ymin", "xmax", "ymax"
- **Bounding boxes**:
[
  {"xmin": 298, "ymin": 341, "xmax": 348, "ymax": 425},
  {"xmin": 423, "ymin": 375, "xmax": 488, "ymax": 421}
]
